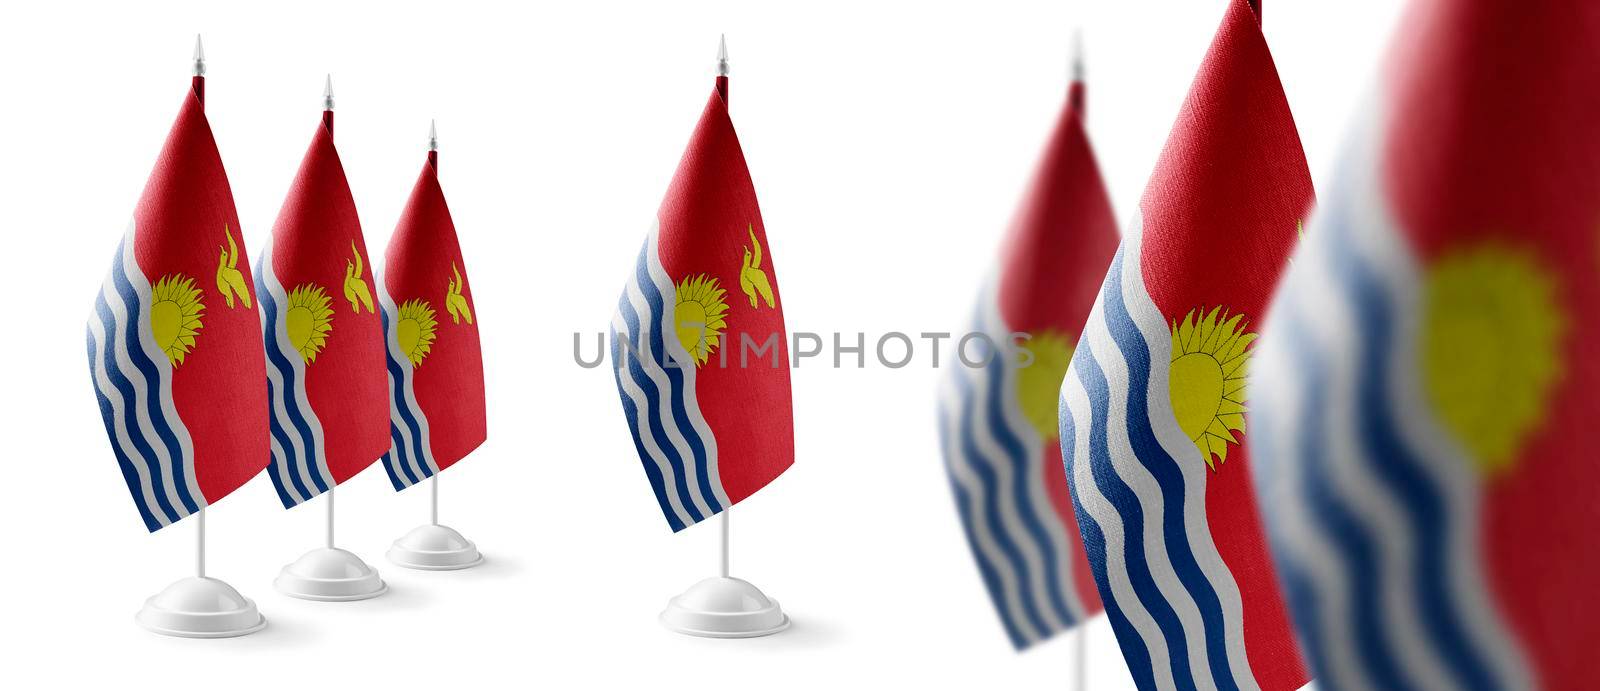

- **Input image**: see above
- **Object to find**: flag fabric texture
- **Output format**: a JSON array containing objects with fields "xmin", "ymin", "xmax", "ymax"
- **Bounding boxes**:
[
  {"xmin": 1250, "ymin": 1, "xmax": 1599, "ymax": 688},
  {"xmin": 610, "ymin": 80, "xmax": 794, "ymax": 532},
  {"xmin": 1057, "ymin": 0, "xmax": 1313, "ymax": 688},
  {"xmin": 86, "ymin": 80, "xmax": 270, "ymax": 532},
  {"xmin": 256, "ymin": 117, "xmax": 390, "ymax": 509},
  {"xmin": 937, "ymin": 80, "xmax": 1113, "ymax": 649},
  {"xmin": 378, "ymin": 153, "xmax": 486, "ymax": 490}
]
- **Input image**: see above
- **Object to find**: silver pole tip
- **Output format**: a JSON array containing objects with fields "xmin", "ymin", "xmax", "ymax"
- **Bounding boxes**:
[
  {"xmin": 192, "ymin": 34, "xmax": 206, "ymax": 77},
  {"xmin": 1071, "ymin": 29, "xmax": 1084, "ymax": 83},
  {"xmin": 323, "ymin": 74, "xmax": 334, "ymax": 111},
  {"xmin": 716, "ymin": 34, "xmax": 729, "ymax": 77},
  {"xmin": 428, "ymin": 119, "xmax": 438, "ymax": 151}
]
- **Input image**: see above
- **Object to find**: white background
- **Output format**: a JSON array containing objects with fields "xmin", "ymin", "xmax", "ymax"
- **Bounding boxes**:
[{"xmin": 1, "ymin": 1, "xmax": 1403, "ymax": 688}]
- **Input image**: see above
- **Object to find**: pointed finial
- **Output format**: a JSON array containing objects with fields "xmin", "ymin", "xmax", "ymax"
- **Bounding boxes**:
[
  {"xmin": 192, "ymin": 34, "xmax": 206, "ymax": 77},
  {"xmin": 1071, "ymin": 28, "xmax": 1084, "ymax": 83},
  {"xmin": 323, "ymin": 74, "xmax": 335, "ymax": 111},
  {"xmin": 428, "ymin": 119, "xmax": 438, "ymax": 151},
  {"xmin": 717, "ymin": 34, "xmax": 730, "ymax": 77}
]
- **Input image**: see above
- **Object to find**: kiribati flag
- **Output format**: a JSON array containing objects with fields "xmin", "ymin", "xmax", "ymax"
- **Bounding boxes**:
[
  {"xmin": 937, "ymin": 76, "xmax": 1113, "ymax": 649},
  {"xmin": 610, "ymin": 78, "xmax": 793, "ymax": 532},
  {"xmin": 1250, "ymin": 0, "xmax": 1599, "ymax": 688},
  {"xmin": 255, "ymin": 113, "xmax": 390, "ymax": 509},
  {"xmin": 1057, "ymin": 0, "xmax": 1313, "ymax": 688},
  {"xmin": 86, "ymin": 77, "xmax": 269, "ymax": 532},
  {"xmin": 378, "ymin": 143, "xmax": 486, "ymax": 491}
]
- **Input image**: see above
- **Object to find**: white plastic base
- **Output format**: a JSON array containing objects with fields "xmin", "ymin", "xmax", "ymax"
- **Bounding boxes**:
[
  {"xmin": 660, "ymin": 577, "xmax": 791, "ymax": 638},
  {"xmin": 386, "ymin": 524, "xmax": 484, "ymax": 571},
  {"xmin": 136, "ymin": 576, "xmax": 267, "ymax": 638},
  {"xmin": 274, "ymin": 547, "xmax": 388, "ymax": 601}
]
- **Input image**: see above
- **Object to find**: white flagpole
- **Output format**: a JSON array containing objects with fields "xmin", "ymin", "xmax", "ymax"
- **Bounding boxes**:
[
  {"xmin": 1073, "ymin": 625, "xmax": 1088, "ymax": 691},
  {"xmin": 430, "ymin": 475, "xmax": 439, "ymax": 526},
  {"xmin": 196, "ymin": 507, "xmax": 206, "ymax": 578},
  {"xmin": 719, "ymin": 508, "xmax": 731, "ymax": 578},
  {"xmin": 325, "ymin": 486, "xmax": 335, "ymax": 548}
]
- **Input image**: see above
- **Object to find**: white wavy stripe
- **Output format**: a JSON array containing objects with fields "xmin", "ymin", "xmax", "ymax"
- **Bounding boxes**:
[
  {"xmin": 612, "ymin": 311, "xmax": 694, "ymax": 528},
  {"xmin": 641, "ymin": 223, "xmax": 729, "ymax": 509},
  {"xmin": 1341, "ymin": 132, "xmax": 1532, "ymax": 690},
  {"xmin": 1254, "ymin": 226, "xmax": 1375, "ymax": 691},
  {"xmin": 939, "ymin": 370, "xmax": 1042, "ymax": 645},
  {"xmin": 1080, "ymin": 269, "xmax": 1222, "ymax": 685},
  {"xmin": 118, "ymin": 227, "xmax": 203, "ymax": 508},
  {"xmin": 105, "ymin": 226, "xmax": 196, "ymax": 516},
  {"xmin": 989, "ymin": 280, "xmax": 1089, "ymax": 625},
  {"xmin": 1061, "ymin": 331, "xmax": 1178, "ymax": 691},
  {"xmin": 257, "ymin": 242, "xmax": 329, "ymax": 502},
  {"xmin": 87, "ymin": 272, "xmax": 171, "ymax": 528},
  {"xmin": 978, "ymin": 283, "xmax": 1079, "ymax": 630},
  {"xmin": 379, "ymin": 287, "xmax": 438, "ymax": 485},
  {"xmin": 1116, "ymin": 213, "xmax": 1257, "ymax": 689},
  {"xmin": 622, "ymin": 251, "xmax": 714, "ymax": 520}
]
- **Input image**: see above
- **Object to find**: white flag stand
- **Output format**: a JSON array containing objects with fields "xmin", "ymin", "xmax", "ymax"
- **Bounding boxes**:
[
  {"xmin": 274, "ymin": 487, "xmax": 388, "ymax": 600},
  {"xmin": 136, "ymin": 508, "xmax": 267, "ymax": 637},
  {"xmin": 387, "ymin": 473, "xmax": 484, "ymax": 570},
  {"xmin": 659, "ymin": 506, "xmax": 790, "ymax": 638}
]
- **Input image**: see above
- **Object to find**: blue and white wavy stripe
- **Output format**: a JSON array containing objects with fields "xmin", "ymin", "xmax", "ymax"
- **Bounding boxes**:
[
  {"xmin": 937, "ymin": 280, "xmax": 1088, "ymax": 648},
  {"xmin": 379, "ymin": 286, "xmax": 438, "ymax": 491},
  {"xmin": 1058, "ymin": 213, "xmax": 1255, "ymax": 691},
  {"xmin": 86, "ymin": 221, "xmax": 203, "ymax": 531},
  {"xmin": 1250, "ymin": 118, "xmax": 1531, "ymax": 691},
  {"xmin": 255, "ymin": 242, "xmax": 331, "ymax": 509},
  {"xmin": 610, "ymin": 222, "xmax": 728, "ymax": 532}
]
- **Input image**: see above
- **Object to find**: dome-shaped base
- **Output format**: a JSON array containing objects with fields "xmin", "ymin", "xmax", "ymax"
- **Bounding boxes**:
[
  {"xmin": 387, "ymin": 524, "xmax": 484, "ymax": 571},
  {"xmin": 136, "ymin": 576, "xmax": 267, "ymax": 638},
  {"xmin": 660, "ymin": 577, "xmax": 790, "ymax": 638},
  {"xmin": 274, "ymin": 547, "xmax": 387, "ymax": 601}
]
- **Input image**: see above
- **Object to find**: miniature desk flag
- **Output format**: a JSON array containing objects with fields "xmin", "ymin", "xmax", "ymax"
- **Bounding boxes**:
[
  {"xmin": 379, "ymin": 122, "xmax": 486, "ymax": 490},
  {"xmin": 610, "ymin": 54, "xmax": 793, "ymax": 533},
  {"xmin": 256, "ymin": 78, "xmax": 389, "ymax": 509},
  {"xmin": 1056, "ymin": 0, "xmax": 1313, "ymax": 688},
  {"xmin": 1250, "ymin": 0, "xmax": 1599, "ymax": 687},
  {"xmin": 937, "ymin": 62, "xmax": 1112, "ymax": 649},
  {"xmin": 87, "ymin": 43, "xmax": 268, "ymax": 532}
]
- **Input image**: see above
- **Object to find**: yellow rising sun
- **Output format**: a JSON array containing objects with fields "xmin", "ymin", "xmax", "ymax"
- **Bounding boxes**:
[
  {"xmin": 1016, "ymin": 330, "xmax": 1075, "ymax": 439},
  {"xmin": 285, "ymin": 283, "xmax": 334, "ymax": 363},
  {"xmin": 395, "ymin": 299, "xmax": 439, "ymax": 367},
  {"xmin": 1422, "ymin": 242, "xmax": 1565, "ymax": 476},
  {"xmin": 673, "ymin": 274, "xmax": 729, "ymax": 367},
  {"xmin": 150, "ymin": 274, "xmax": 205, "ymax": 366},
  {"xmin": 1168, "ymin": 307, "xmax": 1254, "ymax": 469}
]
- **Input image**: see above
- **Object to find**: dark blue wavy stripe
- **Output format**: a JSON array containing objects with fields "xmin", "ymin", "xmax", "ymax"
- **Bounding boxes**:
[
  {"xmin": 1099, "ymin": 255, "xmax": 1237, "ymax": 689},
  {"xmin": 1328, "ymin": 210, "xmax": 1500, "ymax": 691},
  {"xmin": 256, "ymin": 266, "xmax": 326, "ymax": 505},
  {"xmin": 611, "ymin": 324, "xmax": 685, "ymax": 532},
  {"xmin": 1073, "ymin": 317, "xmax": 1199, "ymax": 691},
  {"xmin": 979, "ymin": 342, "xmax": 1076, "ymax": 629},
  {"xmin": 93, "ymin": 287, "xmax": 181, "ymax": 525},
  {"xmin": 263, "ymin": 374, "xmax": 307, "ymax": 507},
  {"xmin": 111, "ymin": 244, "xmax": 199, "ymax": 515},
  {"xmin": 380, "ymin": 304, "xmax": 430, "ymax": 489},
  {"xmin": 939, "ymin": 397, "xmax": 1028, "ymax": 648},
  {"xmin": 1061, "ymin": 389, "xmax": 1158, "ymax": 691},
  {"xmin": 632, "ymin": 250, "xmax": 721, "ymax": 515},
  {"xmin": 87, "ymin": 325, "xmax": 163, "ymax": 532},
  {"xmin": 1282, "ymin": 304, "xmax": 1409, "ymax": 688},
  {"xmin": 952, "ymin": 357, "xmax": 1051, "ymax": 638}
]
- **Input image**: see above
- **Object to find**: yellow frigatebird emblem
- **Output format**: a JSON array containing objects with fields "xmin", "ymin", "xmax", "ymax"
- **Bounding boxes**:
[
  {"xmin": 215, "ymin": 225, "xmax": 251, "ymax": 309},
  {"xmin": 445, "ymin": 262, "xmax": 474, "ymax": 325},
  {"xmin": 343, "ymin": 241, "xmax": 374, "ymax": 314},
  {"xmin": 739, "ymin": 224, "xmax": 775, "ymax": 309}
]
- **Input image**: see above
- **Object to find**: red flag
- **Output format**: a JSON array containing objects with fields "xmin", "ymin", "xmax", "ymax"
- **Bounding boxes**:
[
  {"xmin": 1059, "ymin": 0, "xmax": 1313, "ymax": 687},
  {"xmin": 378, "ymin": 149, "xmax": 487, "ymax": 490},
  {"xmin": 255, "ymin": 115, "xmax": 389, "ymax": 508},
  {"xmin": 938, "ymin": 77, "xmax": 1114, "ymax": 647},
  {"xmin": 610, "ymin": 80, "xmax": 793, "ymax": 531},
  {"xmin": 87, "ymin": 79, "xmax": 269, "ymax": 531}
]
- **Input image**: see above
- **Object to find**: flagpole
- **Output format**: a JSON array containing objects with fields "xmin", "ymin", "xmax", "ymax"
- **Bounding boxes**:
[
  {"xmin": 321, "ymin": 74, "xmax": 337, "ymax": 554},
  {"xmin": 192, "ymin": 33, "xmax": 208, "ymax": 583},
  {"xmin": 719, "ymin": 508, "xmax": 731, "ymax": 578},
  {"xmin": 716, "ymin": 34, "xmax": 731, "ymax": 584},
  {"xmin": 427, "ymin": 120, "xmax": 440, "ymax": 530},
  {"xmin": 1069, "ymin": 33, "xmax": 1089, "ymax": 691},
  {"xmin": 1073, "ymin": 626, "xmax": 1088, "ymax": 691}
]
